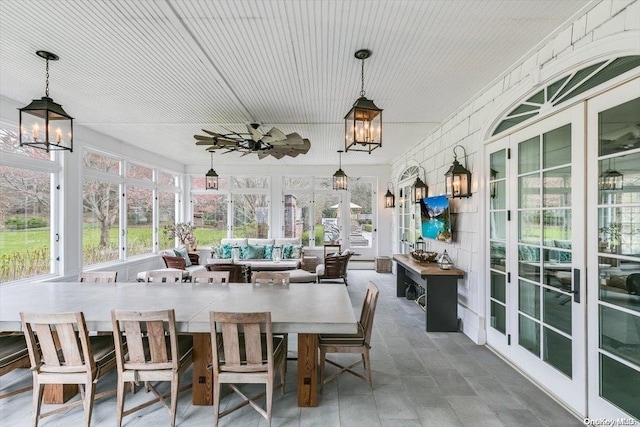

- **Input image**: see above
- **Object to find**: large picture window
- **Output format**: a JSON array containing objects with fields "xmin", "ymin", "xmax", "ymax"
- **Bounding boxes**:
[
  {"xmin": 82, "ymin": 179, "xmax": 120, "ymax": 264},
  {"xmin": 0, "ymin": 166, "xmax": 52, "ymax": 281}
]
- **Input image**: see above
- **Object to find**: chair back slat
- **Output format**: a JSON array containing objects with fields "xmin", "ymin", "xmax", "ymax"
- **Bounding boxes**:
[
  {"xmin": 191, "ymin": 270, "xmax": 230, "ymax": 283},
  {"xmin": 243, "ymin": 323, "xmax": 263, "ymax": 365},
  {"xmin": 220, "ymin": 323, "xmax": 241, "ymax": 366},
  {"xmin": 251, "ymin": 272, "xmax": 290, "ymax": 285},
  {"xmin": 147, "ymin": 320, "xmax": 169, "ymax": 363},
  {"xmin": 33, "ymin": 324, "xmax": 60, "ymax": 367},
  {"xmin": 78, "ymin": 271, "xmax": 117, "ymax": 283},
  {"xmin": 57, "ymin": 323, "xmax": 83, "ymax": 367}
]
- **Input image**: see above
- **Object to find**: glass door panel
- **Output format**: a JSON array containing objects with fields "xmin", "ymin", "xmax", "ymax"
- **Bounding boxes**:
[{"xmin": 587, "ymin": 80, "xmax": 640, "ymax": 419}]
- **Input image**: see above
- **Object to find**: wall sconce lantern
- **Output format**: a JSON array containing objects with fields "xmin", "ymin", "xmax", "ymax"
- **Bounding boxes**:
[
  {"xmin": 445, "ymin": 145, "xmax": 472, "ymax": 198},
  {"xmin": 344, "ymin": 49, "xmax": 382, "ymax": 154},
  {"xmin": 413, "ymin": 166, "xmax": 428, "ymax": 203},
  {"xmin": 205, "ymin": 151, "xmax": 219, "ymax": 190},
  {"xmin": 599, "ymin": 159, "xmax": 623, "ymax": 191},
  {"xmin": 490, "ymin": 168, "xmax": 498, "ymax": 199},
  {"xmin": 384, "ymin": 182, "xmax": 395, "ymax": 208},
  {"xmin": 399, "ymin": 188, "xmax": 404, "ymax": 208},
  {"xmin": 19, "ymin": 50, "xmax": 74, "ymax": 153},
  {"xmin": 333, "ymin": 150, "xmax": 348, "ymax": 191}
]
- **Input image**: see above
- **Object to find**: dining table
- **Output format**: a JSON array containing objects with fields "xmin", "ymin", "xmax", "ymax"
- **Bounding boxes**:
[{"xmin": 0, "ymin": 281, "xmax": 358, "ymax": 407}]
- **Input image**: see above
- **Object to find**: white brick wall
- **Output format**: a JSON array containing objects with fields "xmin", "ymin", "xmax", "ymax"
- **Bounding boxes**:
[{"xmin": 391, "ymin": 0, "xmax": 638, "ymax": 344}]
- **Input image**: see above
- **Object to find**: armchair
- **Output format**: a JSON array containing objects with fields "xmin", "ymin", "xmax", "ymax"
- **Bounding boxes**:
[{"xmin": 316, "ymin": 252, "xmax": 353, "ymax": 285}]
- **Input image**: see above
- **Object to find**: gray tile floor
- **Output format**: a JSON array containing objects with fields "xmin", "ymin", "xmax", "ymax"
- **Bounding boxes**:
[{"xmin": 0, "ymin": 270, "xmax": 582, "ymax": 426}]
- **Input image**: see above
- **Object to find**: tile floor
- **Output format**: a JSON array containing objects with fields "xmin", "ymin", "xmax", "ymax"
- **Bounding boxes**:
[{"xmin": 0, "ymin": 270, "xmax": 582, "ymax": 426}]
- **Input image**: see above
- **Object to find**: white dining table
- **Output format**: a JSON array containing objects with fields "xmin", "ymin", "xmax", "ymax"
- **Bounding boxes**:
[{"xmin": 0, "ymin": 281, "xmax": 358, "ymax": 407}]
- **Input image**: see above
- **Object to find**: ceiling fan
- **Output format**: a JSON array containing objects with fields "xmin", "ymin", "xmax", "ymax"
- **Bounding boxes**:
[{"xmin": 194, "ymin": 123, "xmax": 311, "ymax": 159}]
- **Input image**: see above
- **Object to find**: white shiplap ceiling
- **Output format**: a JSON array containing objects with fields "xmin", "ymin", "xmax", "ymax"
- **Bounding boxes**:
[{"xmin": 0, "ymin": 0, "xmax": 593, "ymax": 168}]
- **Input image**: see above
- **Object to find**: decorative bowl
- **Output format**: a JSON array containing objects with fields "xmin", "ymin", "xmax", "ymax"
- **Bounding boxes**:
[{"xmin": 410, "ymin": 250, "xmax": 439, "ymax": 263}]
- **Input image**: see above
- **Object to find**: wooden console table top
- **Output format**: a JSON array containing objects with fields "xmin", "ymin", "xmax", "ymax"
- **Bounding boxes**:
[{"xmin": 393, "ymin": 253, "xmax": 465, "ymax": 277}]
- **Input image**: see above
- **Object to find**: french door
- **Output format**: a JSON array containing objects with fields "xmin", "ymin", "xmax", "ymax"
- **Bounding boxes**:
[
  {"xmin": 586, "ymin": 79, "xmax": 640, "ymax": 419},
  {"xmin": 487, "ymin": 104, "xmax": 587, "ymax": 414}
]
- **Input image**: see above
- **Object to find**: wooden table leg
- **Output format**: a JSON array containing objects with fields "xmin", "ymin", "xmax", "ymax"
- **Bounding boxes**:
[
  {"xmin": 192, "ymin": 333, "xmax": 213, "ymax": 405},
  {"xmin": 43, "ymin": 385, "xmax": 78, "ymax": 404},
  {"xmin": 297, "ymin": 333, "xmax": 318, "ymax": 407}
]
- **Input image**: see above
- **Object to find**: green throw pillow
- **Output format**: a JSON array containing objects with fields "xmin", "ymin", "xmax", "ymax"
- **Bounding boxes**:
[
  {"xmin": 240, "ymin": 245, "xmax": 249, "ymax": 260},
  {"xmin": 282, "ymin": 244, "xmax": 293, "ymax": 259},
  {"xmin": 220, "ymin": 244, "xmax": 233, "ymax": 259},
  {"xmin": 174, "ymin": 247, "xmax": 192, "ymax": 267},
  {"xmin": 264, "ymin": 244, "xmax": 273, "ymax": 260},
  {"xmin": 246, "ymin": 244, "xmax": 265, "ymax": 259}
]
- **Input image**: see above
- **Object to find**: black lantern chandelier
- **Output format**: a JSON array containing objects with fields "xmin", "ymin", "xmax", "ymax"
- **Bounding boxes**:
[
  {"xmin": 205, "ymin": 151, "xmax": 219, "ymax": 190},
  {"xmin": 599, "ymin": 159, "xmax": 624, "ymax": 191},
  {"xmin": 445, "ymin": 145, "xmax": 472, "ymax": 198},
  {"xmin": 413, "ymin": 166, "xmax": 428, "ymax": 203},
  {"xmin": 333, "ymin": 150, "xmax": 348, "ymax": 191},
  {"xmin": 344, "ymin": 49, "xmax": 382, "ymax": 154},
  {"xmin": 19, "ymin": 51, "xmax": 73, "ymax": 153},
  {"xmin": 384, "ymin": 182, "xmax": 396, "ymax": 208}
]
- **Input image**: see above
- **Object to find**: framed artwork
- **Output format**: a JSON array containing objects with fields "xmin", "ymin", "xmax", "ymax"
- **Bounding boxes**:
[{"xmin": 420, "ymin": 195, "xmax": 452, "ymax": 242}]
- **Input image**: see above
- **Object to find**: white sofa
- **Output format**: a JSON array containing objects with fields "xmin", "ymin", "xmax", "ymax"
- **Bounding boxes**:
[
  {"xmin": 208, "ymin": 238, "xmax": 302, "ymax": 270},
  {"xmin": 137, "ymin": 248, "xmax": 206, "ymax": 281}
]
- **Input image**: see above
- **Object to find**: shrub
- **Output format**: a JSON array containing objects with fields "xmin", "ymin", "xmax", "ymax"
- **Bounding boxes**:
[{"xmin": 4, "ymin": 216, "xmax": 48, "ymax": 230}]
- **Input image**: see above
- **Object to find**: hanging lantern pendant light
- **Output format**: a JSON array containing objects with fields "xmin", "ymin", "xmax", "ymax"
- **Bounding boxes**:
[
  {"xmin": 344, "ymin": 49, "xmax": 383, "ymax": 154},
  {"xmin": 333, "ymin": 150, "xmax": 348, "ymax": 191},
  {"xmin": 384, "ymin": 182, "xmax": 396, "ymax": 208},
  {"xmin": 205, "ymin": 151, "xmax": 219, "ymax": 190},
  {"xmin": 19, "ymin": 50, "xmax": 74, "ymax": 153}
]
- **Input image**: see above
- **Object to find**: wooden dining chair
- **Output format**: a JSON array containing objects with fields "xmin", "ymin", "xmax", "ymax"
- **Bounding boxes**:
[
  {"xmin": 318, "ymin": 281, "xmax": 379, "ymax": 390},
  {"xmin": 0, "ymin": 333, "xmax": 31, "ymax": 399},
  {"xmin": 206, "ymin": 263, "xmax": 246, "ymax": 282},
  {"xmin": 209, "ymin": 311, "xmax": 286, "ymax": 427},
  {"xmin": 145, "ymin": 270, "xmax": 183, "ymax": 283},
  {"xmin": 251, "ymin": 271, "xmax": 290, "ymax": 285},
  {"xmin": 111, "ymin": 309, "xmax": 193, "ymax": 427},
  {"xmin": 78, "ymin": 271, "xmax": 118, "ymax": 283},
  {"xmin": 20, "ymin": 311, "xmax": 117, "ymax": 427},
  {"xmin": 190, "ymin": 270, "xmax": 230, "ymax": 284}
]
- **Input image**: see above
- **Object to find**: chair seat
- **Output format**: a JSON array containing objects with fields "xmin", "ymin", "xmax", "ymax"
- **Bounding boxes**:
[
  {"xmin": 319, "ymin": 323, "xmax": 365, "ymax": 346},
  {"xmin": 0, "ymin": 335, "xmax": 28, "ymax": 369}
]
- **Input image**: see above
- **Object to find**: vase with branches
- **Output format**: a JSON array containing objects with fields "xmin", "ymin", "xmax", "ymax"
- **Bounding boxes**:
[{"xmin": 163, "ymin": 222, "xmax": 197, "ymax": 251}]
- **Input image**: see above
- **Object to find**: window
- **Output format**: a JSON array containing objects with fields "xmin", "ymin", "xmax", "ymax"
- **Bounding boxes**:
[
  {"xmin": 82, "ymin": 179, "xmax": 120, "ymax": 264},
  {"xmin": 0, "ymin": 166, "xmax": 52, "ymax": 281},
  {"xmin": 232, "ymin": 177, "xmax": 269, "ymax": 238},
  {"xmin": 126, "ymin": 186, "xmax": 153, "ymax": 256},
  {"xmin": 158, "ymin": 191, "xmax": 177, "ymax": 250},
  {"xmin": 348, "ymin": 178, "xmax": 373, "ymax": 248}
]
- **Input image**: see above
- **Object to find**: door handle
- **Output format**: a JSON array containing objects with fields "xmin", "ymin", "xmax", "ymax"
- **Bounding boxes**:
[{"xmin": 572, "ymin": 268, "xmax": 580, "ymax": 303}]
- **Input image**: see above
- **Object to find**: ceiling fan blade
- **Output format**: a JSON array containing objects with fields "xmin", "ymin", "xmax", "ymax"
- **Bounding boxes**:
[
  {"xmin": 196, "ymin": 141, "xmax": 216, "ymax": 145},
  {"xmin": 258, "ymin": 152, "xmax": 270, "ymax": 160},
  {"xmin": 194, "ymin": 134, "xmax": 214, "ymax": 141},
  {"xmin": 246, "ymin": 124, "xmax": 262, "ymax": 142},
  {"xmin": 201, "ymin": 129, "xmax": 228, "ymax": 137},
  {"xmin": 261, "ymin": 127, "xmax": 287, "ymax": 144},
  {"xmin": 271, "ymin": 133, "xmax": 304, "ymax": 145}
]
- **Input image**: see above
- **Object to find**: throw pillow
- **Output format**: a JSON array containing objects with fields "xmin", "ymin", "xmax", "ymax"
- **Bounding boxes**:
[
  {"xmin": 240, "ymin": 245, "xmax": 249, "ymax": 260},
  {"xmin": 291, "ymin": 245, "xmax": 303, "ymax": 259},
  {"xmin": 518, "ymin": 245, "xmax": 539, "ymax": 262},
  {"xmin": 246, "ymin": 244, "xmax": 265, "ymax": 260},
  {"xmin": 264, "ymin": 244, "xmax": 273, "ymax": 260},
  {"xmin": 282, "ymin": 244, "xmax": 293, "ymax": 259},
  {"xmin": 174, "ymin": 246, "xmax": 192, "ymax": 267},
  {"xmin": 220, "ymin": 244, "xmax": 233, "ymax": 259}
]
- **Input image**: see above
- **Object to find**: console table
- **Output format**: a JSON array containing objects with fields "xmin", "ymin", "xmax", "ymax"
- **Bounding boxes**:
[{"xmin": 393, "ymin": 254, "xmax": 465, "ymax": 332}]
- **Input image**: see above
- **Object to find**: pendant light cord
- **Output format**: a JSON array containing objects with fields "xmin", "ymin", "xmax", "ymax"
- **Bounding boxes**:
[
  {"xmin": 45, "ymin": 58, "xmax": 50, "ymax": 97},
  {"xmin": 360, "ymin": 58, "xmax": 366, "ymax": 97}
]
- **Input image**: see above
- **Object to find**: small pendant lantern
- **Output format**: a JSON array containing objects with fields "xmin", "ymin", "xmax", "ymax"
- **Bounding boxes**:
[
  {"xmin": 205, "ymin": 151, "xmax": 219, "ymax": 190},
  {"xmin": 333, "ymin": 150, "xmax": 348, "ymax": 190},
  {"xmin": 438, "ymin": 250, "xmax": 454, "ymax": 270}
]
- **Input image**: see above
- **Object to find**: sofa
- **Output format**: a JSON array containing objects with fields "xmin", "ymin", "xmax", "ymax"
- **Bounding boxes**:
[
  {"xmin": 137, "ymin": 247, "xmax": 206, "ymax": 281},
  {"xmin": 208, "ymin": 238, "xmax": 303, "ymax": 270}
]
